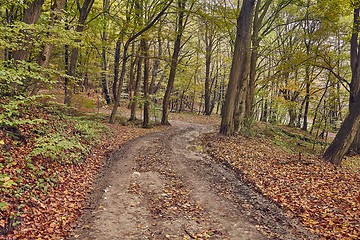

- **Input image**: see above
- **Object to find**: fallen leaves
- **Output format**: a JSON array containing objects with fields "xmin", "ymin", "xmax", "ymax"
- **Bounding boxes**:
[
  {"xmin": 0, "ymin": 102, "xmax": 166, "ymax": 239},
  {"xmin": 204, "ymin": 133, "xmax": 360, "ymax": 239}
]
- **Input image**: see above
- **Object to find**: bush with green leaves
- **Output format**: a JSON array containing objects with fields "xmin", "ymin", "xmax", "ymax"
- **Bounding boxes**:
[
  {"xmin": 29, "ymin": 133, "xmax": 86, "ymax": 164},
  {"xmin": 0, "ymin": 95, "xmax": 47, "ymax": 128},
  {"xmin": 29, "ymin": 117, "xmax": 110, "ymax": 164}
]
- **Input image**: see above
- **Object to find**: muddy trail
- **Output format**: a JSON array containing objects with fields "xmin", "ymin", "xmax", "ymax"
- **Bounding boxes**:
[{"xmin": 70, "ymin": 121, "xmax": 314, "ymax": 240}]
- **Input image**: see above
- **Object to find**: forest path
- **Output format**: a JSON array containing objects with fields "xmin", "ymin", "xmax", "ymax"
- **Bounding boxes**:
[{"xmin": 70, "ymin": 121, "xmax": 310, "ymax": 240}]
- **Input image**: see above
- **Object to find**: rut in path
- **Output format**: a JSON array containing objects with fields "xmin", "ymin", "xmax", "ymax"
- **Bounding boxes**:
[{"xmin": 71, "ymin": 121, "xmax": 315, "ymax": 240}]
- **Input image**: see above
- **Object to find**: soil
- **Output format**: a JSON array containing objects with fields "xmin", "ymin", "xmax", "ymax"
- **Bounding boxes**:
[{"xmin": 70, "ymin": 121, "xmax": 315, "ymax": 240}]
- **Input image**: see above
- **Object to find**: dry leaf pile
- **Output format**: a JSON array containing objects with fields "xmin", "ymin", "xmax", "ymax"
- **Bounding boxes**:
[{"xmin": 204, "ymin": 134, "xmax": 360, "ymax": 239}]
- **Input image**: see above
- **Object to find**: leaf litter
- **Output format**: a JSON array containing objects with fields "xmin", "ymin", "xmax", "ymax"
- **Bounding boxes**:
[
  {"xmin": 0, "ymin": 102, "xmax": 166, "ymax": 239},
  {"xmin": 203, "ymin": 132, "xmax": 360, "ymax": 239}
]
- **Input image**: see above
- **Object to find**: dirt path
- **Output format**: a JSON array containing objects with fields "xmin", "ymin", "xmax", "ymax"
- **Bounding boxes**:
[{"xmin": 71, "ymin": 121, "xmax": 314, "ymax": 240}]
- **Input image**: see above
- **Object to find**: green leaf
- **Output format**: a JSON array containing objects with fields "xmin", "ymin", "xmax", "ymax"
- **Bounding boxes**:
[
  {"xmin": 2, "ymin": 180, "xmax": 17, "ymax": 188},
  {"xmin": 0, "ymin": 202, "xmax": 8, "ymax": 211}
]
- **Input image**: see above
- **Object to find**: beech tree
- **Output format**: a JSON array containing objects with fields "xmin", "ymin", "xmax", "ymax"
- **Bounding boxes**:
[
  {"xmin": 12, "ymin": 0, "xmax": 45, "ymax": 62},
  {"xmin": 161, "ymin": 0, "xmax": 194, "ymax": 125},
  {"xmin": 64, "ymin": 0, "xmax": 95, "ymax": 106},
  {"xmin": 220, "ymin": 0, "xmax": 256, "ymax": 135},
  {"xmin": 323, "ymin": 4, "xmax": 360, "ymax": 165},
  {"xmin": 1, "ymin": 0, "xmax": 358, "ymax": 154},
  {"xmin": 101, "ymin": 0, "xmax": 111, "ymax": 104},
  {"xmin": 109, "ymin": 0, "xmax": 173, "ymax": 123}
]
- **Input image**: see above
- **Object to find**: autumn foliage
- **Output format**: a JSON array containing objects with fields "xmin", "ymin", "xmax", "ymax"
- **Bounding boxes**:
[
  {"xmin": 204, "ymin": 131, "xmax": 360, "ymax": 239},
  {"xmin": 0, "ymin": 99, "xmax": 164, "ymax": 239}
]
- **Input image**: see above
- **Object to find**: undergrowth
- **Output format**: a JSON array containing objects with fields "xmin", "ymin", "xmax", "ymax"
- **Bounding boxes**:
[
  {"xmin": 259, "ymin": 123, "xmax": 328, "ymax": 156},
  {"xmin": 0, "ymin": 95, "xmax": 111, "ymax": 236},
  {"xmin": 257, "ymin": 123, "xmax": 358, "ymax": 171}
]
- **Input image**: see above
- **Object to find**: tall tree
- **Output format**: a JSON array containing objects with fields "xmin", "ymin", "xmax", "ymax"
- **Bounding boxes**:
[
  {"xmin": 37, "ymin": 0, "xmax": 66, "ymax": 68},
  {"xmin": 161, "ymin": 0, "xmax": 193, "ymax": 125},
  {"xmin": 142, "ymin": 37, "xmax": 151, "ymax": 127},
  {"xmin": 64, "ymin": 0, "xmax": 95, "ymax": 106},
  {"xmin": 201, "ymin": 4, "xmax": 218, "ymax": 116},
  {"xmin": 349, "ymin": 5, "xmax": 360, "ymax": 154},
  {"xmin": 12, "ymin": 0, "xmax": 45, "ymax": 61},
  {"xmin": 101, "ymin": 0, "xmax": 111, "ymax": 104},
  {"xmin": 246, "ymin": 0, "xmax": 292, "ymax": 121},
  {"xmin": 323, "ymin": 5, "xmax": 360, "ymax": 165},
  {"xmin": 109, "ymin": 0, "xmax": 173, "ymax": 123},
  {"xmin": 220, "ymin": 0, "xmax": 256, "ymax": 135},
  {"xmin": 130, "ymin": 51, "xmax": 142, "ymax": 121}
]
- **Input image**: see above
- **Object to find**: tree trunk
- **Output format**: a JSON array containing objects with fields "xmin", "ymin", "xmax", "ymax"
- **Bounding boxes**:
[
  {"xmin": 110, "ymin": 42, "xmax": 130, "ymax": 123},
  {"xmin": 130, "ymin": 55, "xmax": 142, "ymax": 121},
  {"xmin": 323, "ymin": 7, "xmax": 360, "ymax": 164},
  {"xmin": 297, "ymin": 97, "xmax": 306, "ymax": 128},
  {"xmin": 64, "ymin": 0, "xmax": 95, "ymax": 106},
  {"xmin": 349, "ymin": 8, "xmax": 360, "ymax": 154},
  {"xmin": 25, "ymin": 0, "xmax": 66, "ymax": 95},
  {"xmin": 323, "ymin": 95, "xmax": 360, "ymax": 165},
  {"xmin": 220, "ymin": 0, "xmax": 256, "ymax": 135},
  {"xmin": 64, "ymin": 43, "xmax": 70, "ymax": 103},
  {"xmin": 233, "ymin": 73, "xmax": 249, "ymax": 131},
  {"xmin": 310, "ymin": 78, "xmax": 329, "ymax": 134},
  {"xmin": 12, "ymin": 0, "xmax": 45, "ymax": 61},
  {"xmin": 246, "ymin": 0, "xmax": 271, "ymax": 120},
  {"xmin": 204, "ymin": 23, "xmax": 214, "ymax": 116},
  {"xmin": 150, "ymin": 26, "xmax": 163, "ymax": 94},
  {"xmin": 161, "ymin": 41, "xmax": 181, "ymax": 124},
  {"xmin": 101, "ymin": 47, "xmax": 111, "ymax": 104},
  {"xmin": 288, "ymin": 108, "xmax": 296, "ymax": 127},
  {"xmin": 210, "ymin": 77, "xmax": 218, "ymax": 114},
  {"xmin": 37, "ymin": 0, "xmax": 65, "ymax": 67},
  {"xmin": 109, "ymin": 0, "xmax": 172, "ymax": 123},
  {"xmin": 302, "ymin": 81, "xmax": 310, "ymax": 131},
  {"xmin": 113, "ymin": 39, "xmax": 121, "ymax": 100},
  {"xmin": 101, "ymin": 0, "xmax": 111, "ymax": 104},
  {"xmin": 142, "ymin": 38, "xmax": 150, "ymax": 128},
  {"xmin": 261, "ymin": 99, "xmax": 268, "ymax": 122},
  {"xmin": 128, "ymin": 43, "xmax": 136, "ymax": 108},
  {"xmin": 161, "ymin": 0, "xmax": 189, "ymax": 125}
]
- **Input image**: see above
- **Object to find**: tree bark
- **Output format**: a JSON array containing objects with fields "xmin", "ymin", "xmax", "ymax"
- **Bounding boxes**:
[
  {"xmin": 142, "ymin": 38, "xmax": 150, "ymax": 128},
  {"xmin": 101, "ymin": 0, "xmax": 111, "ymax": 104},
  {"xmin": 110, "ymin": 42, "xmax": 130, "ymax": 123},
  {"xmin": 204, "ymin": 22, "xmax": 214, "ymax": 116},
  {"xmin": 25, "ymin": 0, "xmax": 66, "ymax": 95},
  {"xmin": 323, "ymin": 94, "xmax": 360, "ymax": 165},
  {"xmin": 130, "ymin": 55, "xmax": 142, "ymax": 121},
  {"xmin": 349, "ymin": 8, "xmax": 360, "ymax": 154},
  {"xmin": 288, "ymin": 108, "xmax": 296, "ymax": 127},
  {"xmin": 12, "ymin": 0, "xmax": 45, "ymax": 61},
  {"xmin": 323, "ymin": 7, "xmax": 360, "ymax": 164},
  {"xmin": 246, "ymin": 0, "xmax": 272, "ymax": 120},
  {"xmin": 110, "ymin": 0, "xmax": 173, "ymax": 123},
  {"xmin": 37, "ymin": 0, "xmax": 65, "ymax": 67},
  {"xmin": 220, "ymin": 0, "xmax": 256, "ymax": 135},
  {"xmin": 161, "ymin": 0, "xmax": 189, "ymax": 125},
  {"xmin": 310, "ymin": 78, "xmax": 329, "ymax": 134},
  {"xmin": 302, "ymin": 80, "xmax": 310, "ymax": 131},
  {"xmin": 113, "ymin": 39, "xmax": 121, "ymax": 100},
  {"xmin": 64, "ymin": 0, "xmax": 95, "ymax": 106},
  {"xmin": 150, "ymin": 24, "xmax": 163, "ymax": 94},
  {"xmin": 128, "ymin": 43, "xmax": 136, "ymax": 108}
]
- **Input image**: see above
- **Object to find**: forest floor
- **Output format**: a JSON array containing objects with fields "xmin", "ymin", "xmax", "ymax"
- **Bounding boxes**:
[
  {"xmin": 1, "ymin": 95, "xmax": 359, "ymax": 239},
  {"xmin": 70, "ymin": 120, "xmax": 314, "ymax": 240}
]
